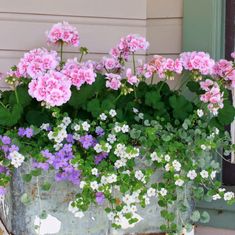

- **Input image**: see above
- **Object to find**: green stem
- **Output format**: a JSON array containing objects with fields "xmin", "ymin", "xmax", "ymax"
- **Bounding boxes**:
[
  {"xmin": 158, "ymin": 79, "xmax": 167, "ymax": 93},
  {"xmin": 114, "ymin": 93, "xmax": 122, "ymax": 103},
  {"xmin": 60, "ymin": 41, "xmax": 64, "ymax": 62},
  {"xmin": 150, "ymin": 74, "xmax": 154, "ymax": 85},
  {"xmin": 132, "ymin": 53, "xmax": 136, "ymax": 75},
  {"xmin": 79, "ymin": 52, "xmax": 84, "ymax": 63},
  {"xmin": 14, "ymin": 87, "xmax": 20, "ymax": 104},
  {"xmin": 0, "ymin": 101, "xmax": 7, "ymax": 109}
]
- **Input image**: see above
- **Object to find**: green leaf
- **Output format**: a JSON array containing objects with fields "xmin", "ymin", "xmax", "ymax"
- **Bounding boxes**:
[
  {"xmin": 41, "ymin": 182, "xmax": 51, "ymax": 191},
  {"xmin": 26, "ymin": 110, "xmax": 50, "ymax": 126},
  {"xmin": 190, "ymin": 210, "xmax": 200, "ymax": 222},
  {"xmin": 86, "ymin": 98, "xmax": 101, "ymax": 117},
  {"xmin": 187, "ymin": 81, "xmax": 203, "ymax": 94},
  {"xmin": 9, "ymin": 86, "xmax": 32, "ymax": 107},
  {"xmin": 169, "ymin": 95, "xmax": 193, "ymax": 121},
  {"xmin": 200, "ymin": 211, "xmax": 210, "ymax": 223},
  {"xmin": 217, "ymin": 101, "xmax": 235, "ymax": 126},
  {"xmin": 22, "ymin": 174, "xmax": 32, "ymax": 182},
  {"xmin": 31, "ymin": 169, "xmax": 42, "ymax": 177},
  {"xmin": 20, "ymin": 193, "xmax": 31, "ymax": 205}
]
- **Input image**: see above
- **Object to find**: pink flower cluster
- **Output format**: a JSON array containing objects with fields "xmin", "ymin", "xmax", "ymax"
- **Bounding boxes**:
[
  {"xmin": 101, "ymin": 57, "xmax": 122, "ymax": 72},
  {"xmin": 17, "ymin": 48, "xmax": 60, "ymax": 79},
  {"xmin": 200, "ymin": 79, "xmax": 224, "ymax": 115},
  {"xmin": 28, "ymin": 70, "xmax": 71, "ymax": 107},
  {"xmin": 105, "ymin": 73, "xmax": 122, "ymax": 90},
  {"xmin": 126, "ymin": 68, "xmax": 138, "ymax": 85},
  {"xmin": 110, "ymin": 34, "xmax": 149, "ymax": 61},
  {"xmin": 180, "ymin": 52, "xmax": 215, "ymax": 75},
  {"xmin": 46, "ymin": 21, "xmax": 80, "ymax": 47},
  {"xmin": 62, "ymin": 58, "xmax": 96, "ymax": 90},
  {"xmin": 137, "ymin": 55, "xmax": 183, "ymax": 79},
  {"xmin": 213, "ymin": 59, "xmax": 235, "ymax": 88}
]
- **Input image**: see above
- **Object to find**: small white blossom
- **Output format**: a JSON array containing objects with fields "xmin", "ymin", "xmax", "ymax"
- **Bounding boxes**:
[
  {"xmin": 90, "ymin": 181, "xmax": 99, "ymax": 190},
  {"xmin": 150, "ymin": 152, "xmax": 161, "ymax": 162},
  {"xmin": 159, "ymin": 188, "xmax": 167, "ymax": 197},
  {"xmin": 175, "ymin": 179, "xmax": 184, "ymax": 187},
  {"xmin": 165, "ymin": 163, "xmax": 171, "ymax": 172},
  {"xmin": 172, "ymin": 160, "xmax": 181, "ymax": 172},
  {"xmin": 114, "ymin": 125, "xmax": 121, "ymax": 133},
  {"xmin": 164, "ymin": 154, "xmax": 171, "ymax": 162},
  {"xmin": 200, "ymin": 170, "xmax": 209, "ymax": 179},
  {"xmin": 80, "ymin": 181, "xmax": 86, "ymax": 189},
  {"xmin": 40, "ymin": 123, "xmax": 50, "ymax": 131},
  {"xmin": 224, "ymin": 192, "xmax": 235, "ymax": 201},
  {"xmin": 219, "ymin": 188, "xmax": 226, "ymax": 192},
  {"xmin": 74, "ymin": 124, "xmax": 80, "ymax": 131},
  {"xmin": 73, "ymin": 133, "xmax": 80, "ymax": 140},
  {"xmin": 94, "ymin": 144, "xmax": 102, "ymax": 153},
  {"xmin": 138, "ymin": 113, "xmax": 144, "ymax": 119},
  {"xmin": 121, "ymin": 124, "xmax": 129, "ymax": 133},
  {"xmin": 133, "ymin": 108, "xmax": 139, "ymax": 113},
  {"xmin": 107, "ymin": 174, "xmax": 117, "ymax": 183},
  {"xmin": 201, "ymin": 144, "xmax": 207, "ymax": 150},
  {"xmin": 100, "ymin": 113, "xmax": 107, "ymax": 121},
  {"xmin": 62, "ymin": 117, "xmax": 71, "ymax": 126},
  {"xmin": 147, "ymin": 188, "xmax": 156, "ymax": 197},
  {"xmin": 135, "ymin": 170, "xmax": 144, "ymax": 181},
  {"xmin": 91, "ymin": 168, "xmax": 98, "ymax": 176},
  {"xmin": 212, "ymin": 194, "xmax": 221, "ymax": 200},
  {"xmin": 214, "ymin": 128, "xmax": 219, "ymax": 135},
  {"xmin": 9, "ymin": 151, "xmax": 25, "ymax": 168},
  {"xmin": 187, "ymin": 170, "xmax": 197, "ymax": 180},
  {"xmin": 74, "ymin": 211, "xmax": 84, "ymax": 218},
  {"xmin": 210, "ymin": 171, "xmax": 217, "ymax": 179},
  {"xmin": 197, "ymin": 109, "xmax": 204, "ymax": 117},
  {"xmin": 82, "ymin": 121, "xmax": 90, "ymax": 131},
  {"xmin": 107, "ymin": 134, "xmax": 116, "ymax": 144},
  {"xmin": 109, "ymin": 109, "xmax": 117, "ymax": 117}
]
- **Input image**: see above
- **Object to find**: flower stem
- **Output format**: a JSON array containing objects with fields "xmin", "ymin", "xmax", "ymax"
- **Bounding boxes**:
[
  {"xmin": 14, "ymin": 87, "xmax": 20, "ymax": 104},
  {"xmin": 79, "ymin": 52, "xmax": 84, "ymax": 63},
  {"xmin": 132, "ymin": 53, "xmax": 136, "ymax": 75},
  {"xmin": 60, "ymin": 41, "xmax": 64, "ymax": 62}
]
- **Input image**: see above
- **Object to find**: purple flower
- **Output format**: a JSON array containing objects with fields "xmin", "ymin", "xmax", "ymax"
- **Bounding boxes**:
[
  {"xmin": 66, "ymin": 134, "xmax": 74, "ymax": 143},
  {"xmin": 95, "ymin": 152, "xmax": 108, "ymax": 165},
  {"xmin": 32, "ymin": 161, "xmax": 50, "ymax": 171},
  {"xmin": 25, "ymin": 128, "xmax": 34, "ymax": 138},
  {"xmin": 0, "ymin": 186, "xmax": 6, "ymax": 196},
  {"xmin": 79, "ymin": 135, "xmax": 95, "ymax": 149},
  {"xmin": 95, "ymin": 126, "xmax": 105, "ymax": 136},
  {"xmin": 96, "ymin": 192, "xmax": 105, "ymax": 205},
  {"xmin": 18, "ymin": 128, "xmax": 25, "ymax": 137},
  {"xmin": 9, "ymin": 145, "xmax": 19, "ymax": 153},
  {"xmin": 1, "ymin": 136, "xmax": 11, "ymax": 145}
]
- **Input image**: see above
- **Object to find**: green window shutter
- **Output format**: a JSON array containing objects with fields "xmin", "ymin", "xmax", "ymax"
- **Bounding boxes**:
[
  {"xmin": 183, "ymin": 0, "xmax": 225, "ymax": 60},
  {"xmin": 183, "ymin": 0, "xmax": 235, "ymax": 230}
]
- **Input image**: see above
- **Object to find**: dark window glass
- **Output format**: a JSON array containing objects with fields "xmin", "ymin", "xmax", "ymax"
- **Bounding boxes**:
[{"xmin": 222, "ymin": 0, "xmax": 235, "ymax": 186}]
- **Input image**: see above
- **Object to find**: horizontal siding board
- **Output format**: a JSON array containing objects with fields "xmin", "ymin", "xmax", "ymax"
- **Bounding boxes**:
[
  {"xmin": 147, "ymin": 0, "xmax": 183, "ymax": 18},
  {"xmin": 0, "ymin": 0, "xmax": 147, "ymax": 19},
  {"xmin": 0, "ymin": 14, "xmax": 181, "ymax": 54}
]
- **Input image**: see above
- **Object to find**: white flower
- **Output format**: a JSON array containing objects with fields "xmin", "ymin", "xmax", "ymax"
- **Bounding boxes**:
[
  {"xmin": 104, "ymin": 143, "xmax": 112, "ymax": 153},
  {"xmin": 187, "ymin": 170, "xmax": 197, "ymax": 180},
  {"xmin": 121, "ymin": 124, "xmax": 129, "ymax": 133},
  {"xmin": 135, "ymin": 170, "xmax": 144, "ymax": 181},
  {"xmin": 107, "ymin": 174, "xmax": 117, "ymax": 183},
  {"xmin": 123, "ymin": 194, "xmax": 135, "ymax": 205},
  {"xmin": 159, "ymin": 188, "xmax": 167, "ymax": 197},
  {"xmin": 40, "ymin": 123, "xmax": 50, "ymax": 131},
  {"xmin": 74, "ymin": 124, "xmax": 80, "ymax": 131},
  {"xmin": 82, "ymin": 121, "xmax": 90, "ymax": 131},
  {"xmin": 172, "ymin": 160, "xmax": 181, "ymax": 172},
  {"xmin": 101, "ymin": 176, "xmax": 108, "ymax": 185},
  {"xmin": 74, "ymin": 211, "xmax": 84, "ymax": 218},
  {"xmin": 150, "ymin": 152, "xmax": 161, "ymax": 162},
  {"xmin": 114, "ymin": 125, "xmax": 121, "ymax": 133},
  {"xmin": 201, "ymin": 144, "xmax": 207, "ymax": 150},
  {"xmin": 94, "ymin": 144, "xmax": 102, "ymax": 153},
  {"xmin": 109, "ymin": 109, "xmax": 117, "ymax": 117},
  {"xmin": 143, "ymin": 195, "xmax": 150, "ymax": 205},
  {"xmin": 9, "ymin": 151, "xmax": 25, "ymax": 168},
  {"xmin": 165, "ymin": 163, "xmax": 171, "ymax": 172},
  {"xmin": 164, "ymin": 154, "xmax": 171, "ymax": 162},
  {"xmin": 138, "ymin": 113, "xmax": 144, "ymax": 119},
  {"xmin": 133, "ymin": 108, "xmax": 139, "ymax": 113},
  {"xmin": 115, "ymin": 159, "xmax": 126, "ymax": 168},
  {"xmin": 107, "ymin": 134, "xmax": 116, "ymax": 144},
  {"xmin": 200, "ymin": 170, "xmax": 209, "ymax": 179},
  {"xmin": 224, "ymin": 192, "xmax": 235, "ymax": 201},
  {"xmin": 107, "ymin": 212, "xmax": 115, "ymax": 221},
  {"xmin": 214, "ymin": 128, "xmax": 219, "ymax": 135},
  {"xmin": 100, "ymin": 113, "xmax": 107, "ymax": 121},
  {"xmin": 197, "ymin": 109, "xmax": 204, "ymax": 117},
  {"xmin": 210, "ymin": 171, "xmax": 217, "ymax": 179},
  {"xmin": 147, "ymin": 188, "xmax": 156, "ymax": 197},
  {"xmin": 90, "ymin": 181, "xmax": 99, "ymax": 190},
  {"xmin": 219, "ymin": 188, "xmax": 226, "ymax": 192},
  {"xmin": 212, "ymin": 194, "xmax": 221, "ymax": 200},
  {"xmin": 79, "ymin": 181, "xmax": 86, "ymax": 189},
  {"xmin": 62, "ymin": 117, "xmax": 71, "ymax": 126},
  {"xmin": 91, "ymin": 168, "xmax": 98, "ymax": 176},
  {"xmin": 73, "ymin": 133, "xmax": 80, "ymax": 140},
  {"xmin": 175, "ymin": 179, "xmax": 184, "ymax": 187}
]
